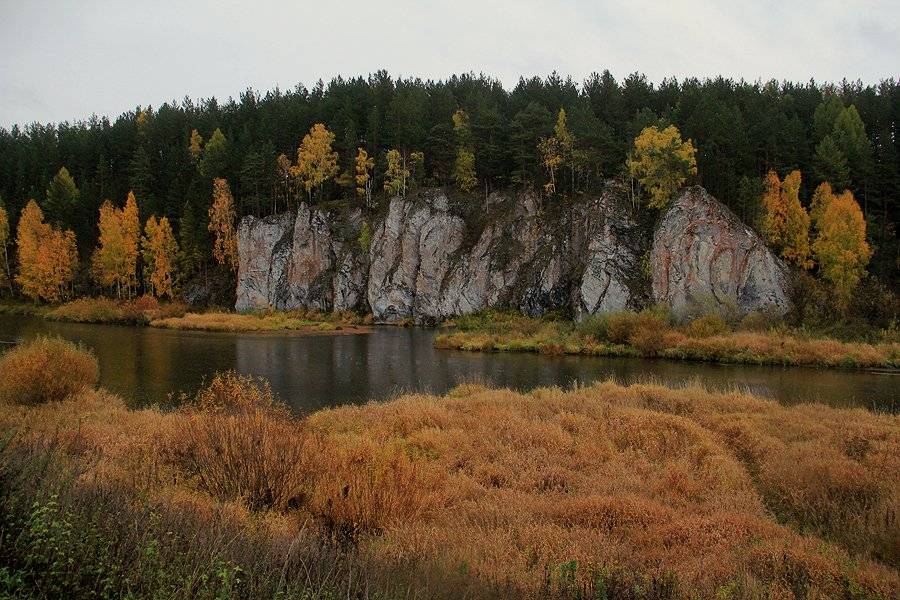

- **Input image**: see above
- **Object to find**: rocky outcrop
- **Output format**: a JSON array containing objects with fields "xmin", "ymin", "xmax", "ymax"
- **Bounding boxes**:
[
  {"xmin": 651, "ymin": 186, "xmax": 791, "ymax": 318},
  {"xmin": 236, "ymin": 184, "xmax": 790, "ymax": 323}
]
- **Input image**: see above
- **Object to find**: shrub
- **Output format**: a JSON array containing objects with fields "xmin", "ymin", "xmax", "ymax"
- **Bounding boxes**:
[
  {"xmin": 46, "ymin": 297, "xmax": 121, "ymax": 323},
  {"xmin": 175, "ymin": 372, "xmax": 308, "ymax": 510},
  {"xmin": 606, "ymin": 310, "xmax": 671, "ymax": 347},
  {"xmin": 605, "ymin": 311, "xmax": 642, "ymax": 344},
  {"xmin": 684, "ymin": 314, "xmax": 729, "ymax": 338},
  {"xmin": 574, "ymin": 314, "xmax": 609, "ymax": 340},
  {"xmin": 0, "ymin": 337, "xmax": 98, "ymax": 405}
]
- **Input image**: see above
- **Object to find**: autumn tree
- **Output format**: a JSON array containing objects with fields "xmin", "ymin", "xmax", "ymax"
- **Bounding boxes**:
[
  {"xmin": 188, "ymin": 129, "xmax": 204, "ymax": 163},
  {"xmin": 354, "ymin": 148, "xmax": 374, "ymax": 206},
  {"xmin": 537, "ymin": 108, "xmax": 575, "ymax": 196},
  {"xmin": 809, "ymin": 182, "xmax": 834, "ymax": 230},
  {"xmin": 0, "ymin": 199, "xmax": 10, "ymax": 294},
  {"xmin": 92, "ymin": 200, "xmax": 126, "ymax": 295},
  {"xmin": 761, "ymin": 170, "xmax": 812, "ymax": 268},
  {"xmin": 142, "ymin": 215, "xmax": 179, "ymax": 298},
  {"xmin": 16, "ymin": 200, "xmax": 78, "ymax": 302},
  {"xmin": 811, "ymin": 189, "xmax": 871, "ymax": 306},
  {"xmin": 384, "ymin": 149, "xmax": 409, "ymax": 197},
  {"xmin": 626, "ymin": 125, "xmax": 697, "ymax": 209},
  {"xmin": 452, "ymin": 109, "xmax": 478, "ymax": 193},
  {"xmin": 209, "ymin": 178, "xmax": 238, "ymax": 271},
  {"xmin": 291, "ymin": 123, "xmax": 339, "ymax": 201}
]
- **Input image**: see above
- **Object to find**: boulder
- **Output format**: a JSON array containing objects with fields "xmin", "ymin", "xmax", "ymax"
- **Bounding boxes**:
[{"xmin": 651, "ymin": 186, "xmax": 790, "ymax": 319}]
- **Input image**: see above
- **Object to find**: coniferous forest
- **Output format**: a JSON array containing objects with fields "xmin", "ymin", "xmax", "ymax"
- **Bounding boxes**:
[{"xmin": 0, "ymin": 71, "xmax": 897, "ymax": 286}]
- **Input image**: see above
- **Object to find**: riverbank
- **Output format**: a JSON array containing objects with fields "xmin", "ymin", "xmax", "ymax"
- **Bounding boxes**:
[
  {"xmin": 0, "ymin": 337, "xmax": 898, "ymax": 599},
  {"xmin": 435, "ymin": 310, "xmax": 900, "ymax": 371},
  {"xmin": 0, "ymin": 298, "xmax": 370, "ymax": 334}
]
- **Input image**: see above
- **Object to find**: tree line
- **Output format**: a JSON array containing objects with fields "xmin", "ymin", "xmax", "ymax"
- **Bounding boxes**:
[{"xmin": 0, "ymin": 70, "xmax": 895, "ymax": 298}]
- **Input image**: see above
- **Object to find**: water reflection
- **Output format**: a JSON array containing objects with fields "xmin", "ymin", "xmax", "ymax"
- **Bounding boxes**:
[{"xmin": 1, "ymin": 315, "xmax": 896, "ymax": 413}]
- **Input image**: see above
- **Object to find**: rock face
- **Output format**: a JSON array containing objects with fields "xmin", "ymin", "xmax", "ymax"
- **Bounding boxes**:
[
  {"xmin": 236, "ymin": 184, "xmax": 790, "ymax": 322},
  {"xmin": 651, "ymin": 186, "xmax": 791, "ymax": 318}
]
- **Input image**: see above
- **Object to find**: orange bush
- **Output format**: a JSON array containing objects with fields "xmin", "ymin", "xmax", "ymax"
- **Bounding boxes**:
[{"xmin": 0, "ymin": 336, "xmax": 98, "ymax": 405}]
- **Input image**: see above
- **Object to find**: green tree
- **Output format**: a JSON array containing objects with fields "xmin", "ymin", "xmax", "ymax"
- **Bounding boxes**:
[
  {"xmin": 44, "ymin": 167, "xmax": 80, "ymax": 230},
  {"xmin": 814, "ymin": 136, "xmax": 850, "ymax": 191},
  {"xmin": 452, "ymin": 109, "xmax": 478, "ymax": 193},
  {"xmin": 199, "ymin": 128, "xmax": 229, "ymax": 179}
]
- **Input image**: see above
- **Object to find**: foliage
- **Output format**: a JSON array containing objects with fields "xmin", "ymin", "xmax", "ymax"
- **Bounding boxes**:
[
  {"xmin": 91, "ymin": 192, "xmax": 141, "ymax": 298},
  {"xmin": 43, "ymin": 167, "xmax": 79, "ymax": 230},
  {"xmin": 208, "ymin": 178, "xmax": 238, "ymax": 271},
  {"xmin": 0, "ymin": 200, "xmax": 9, "ymax": 293},
  {"xmin": 0, "ymin": 336, "xmax": 98, "ymax": 405},
  {"xmin": 383, "ymin": 149, "xmax": 408, "ymax": 197},
  {"xmin": 358, "ymin": 220, "xmax": 372, "ymax": 252},
  {"xmin": 198, "ymin": 127, "xmax": 228, "ymax": 178},
  {"xmin": 45, "ymin": 296, "xmax": 187, "ymax": 325},
  {"xmin": 761, "ymin": 170, "xmax": 811, "ymax": 268},
  {"xmin": 188, "ymin": 128, "xmax": 203, "ymax": 162},
  {"xmin": 1, "ymin": 370, "xmax": 898, "ymax": 597},
  {"xmin": 15, "ymin": 200, "xmax": 78, "ymax": 303},
  {"xmin": 149, "ymin": 309, "xmax": 366, "ymax": 332},
  {"xmin": 538, "ymin": 108, "xmax": 574, "ymax": 196},
  {"xmin": 291, "ymin": 123, "xmax": 339, "ymax": 199},
  {"xmin": 452, "ymin": 109, "xmax": 478, "ymax": 193},
  {"xmin": 354, "ymin": 147, "xmax": 374, "ymax": 205},
  {"xmin": 141, "ymin": 215, "xmax": 178, "ymax": 298},
  {"xmin": 626, "ymin": 125, "xmax": 697, "ymax": 209},
  {"xmin": 812, "ymin": 190, "xmax": 872, "ymax": 307}
]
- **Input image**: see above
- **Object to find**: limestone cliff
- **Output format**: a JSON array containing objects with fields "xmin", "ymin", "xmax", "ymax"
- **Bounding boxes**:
[{"xmin": 236, "ymin": 184, "xmax": 789, "ymax": 322}]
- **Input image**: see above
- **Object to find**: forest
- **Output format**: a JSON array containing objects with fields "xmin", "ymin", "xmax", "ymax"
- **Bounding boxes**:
[{"xmin": 0, "ymin": 70, "xmax": 896, "ymax": 294}]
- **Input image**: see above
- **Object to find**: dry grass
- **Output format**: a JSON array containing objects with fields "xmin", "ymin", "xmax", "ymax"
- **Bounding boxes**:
[
  {"xmin": 45, "ymin": 295, "xmax": 188, "ymax": 325},
  {"xmin": 150, "ymin": 308, "xmax": 370, "ymax": 333},
  {"xmin": 436, "ymin": 310, "xmax": 900, "ymax": 370},
  {"xmin": 0, "ymin": 336, "xmax": 98, "ymax": 405},
  {"xmin": 0, "ymin": 341, "xmax": 898, "ymax": 598}
]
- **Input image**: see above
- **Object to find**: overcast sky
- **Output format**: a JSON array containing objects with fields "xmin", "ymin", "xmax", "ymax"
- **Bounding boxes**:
[{"xmin": 1, "ymin": 0, "xmax": 898, "ymax": 128}]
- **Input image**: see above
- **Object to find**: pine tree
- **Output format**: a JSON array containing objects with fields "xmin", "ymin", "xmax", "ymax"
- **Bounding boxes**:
[
  {"xmin": 44, "ymin": 167, "xmax": 80, "ymax": 230},
  {"xmin": 208, "ymin": 178, "xmax": 238, "ymax": 271},
  {"xmin": 199, "ymin": 128, "xmax": 229, "ymax": 179},
  {"xmin": 814, "ymin": 135, "xmax": 851, "ymax": 191}
]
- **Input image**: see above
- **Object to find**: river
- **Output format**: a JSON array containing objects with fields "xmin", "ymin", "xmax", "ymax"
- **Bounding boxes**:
[{"xmin": 0, "ymin": 314, "xmax": 896, "ymax": 413}]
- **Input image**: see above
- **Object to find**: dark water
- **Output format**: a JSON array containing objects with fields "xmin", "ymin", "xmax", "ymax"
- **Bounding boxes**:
[{"xmin": 0, "ymin": 314, "xmax": 896, "ymax": 413}]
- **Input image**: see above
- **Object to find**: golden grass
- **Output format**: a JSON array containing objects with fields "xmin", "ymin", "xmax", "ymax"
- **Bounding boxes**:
[
  {"xmin": 0, "ymin": 346, "xmax": 897, "ymax": 597},
  {"xmin": 150, "ymin": 308, "xmax": 370, "ymax": 333},
  {"xmin": 0, "ymin": 336, "xmax": 98, "ymax": 405},
  {"xmin": 45, "ymin": 295, "xmax": 188, "ymax": 325},
  {"xmin": 436, "ymin": 310, "xmax": 900, "ymax": 370}
]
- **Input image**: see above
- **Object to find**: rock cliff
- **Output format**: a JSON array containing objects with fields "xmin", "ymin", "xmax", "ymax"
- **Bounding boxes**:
[
  {"xmin": 236, "ymin": 185, "xmax": 790, "ymax": 322},
  {"xmin": 652, "ymin": 187, "xmax": 791, "ymax": 318}
]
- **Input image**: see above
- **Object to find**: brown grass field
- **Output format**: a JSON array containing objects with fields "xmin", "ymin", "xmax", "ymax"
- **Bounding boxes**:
[{"xmin": 0, "ymin": 338, "xmax": 897, "ymax": 598}]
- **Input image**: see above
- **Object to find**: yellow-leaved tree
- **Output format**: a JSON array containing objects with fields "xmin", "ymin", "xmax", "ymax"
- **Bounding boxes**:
[
  {"xmin": 537, "ymin": 108, "xmax": 574, "ymax": 196},
  {"xmin": 16, "ymin": 200, "xmax": 78, "ymax": 302},
  {"xmin": 291, "ymin": 123, "xmax": 339, "ymax": 201},
  {"xmin": 355, "ymin": 148, "xmax": 374, "ymax": 206},
  {"xmin": 122, "ymin": 192, "xmax": 141, "ymax": 295},
  {"xmin": 209, "ymin": 178, "xmax": 238, "ymax": 271},
  {"xmin": 0, "ymin": 200, "xmax": 10, "ymax": 294},
  {"xmin": 142, "ymin": 215, "xmax": 179, "ymax": 298},
  {"xmin": 452, "ymin": 109, "xmax": 478, "ymax": 193},
  {"xmin": 188, "ymin": 129, "xmax": 204, "ymax": 164},
  {"xmin": 811, "ymin": 189, "xmax": 871, "ymax": 307},
  {"xmin": 809, "ymin": 181, "xmax": 834, "ymax": 230},
  {"xmin": 92, "ymin": 200, "xmax": 126, "ymax": 294},
  {"xmin": 761, "ymin": 170, "xmax": 812, "ymax": 268},
  {"xmin": 626, "ymin": 125, "xmax": 697, "ymax": 210},
  {"xmin": 384, "ymin": 149, "xmax": 409, "ymax": 197}
]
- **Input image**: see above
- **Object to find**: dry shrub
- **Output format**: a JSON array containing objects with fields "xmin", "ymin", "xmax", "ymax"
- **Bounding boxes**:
[
  {"xmin": 0, "ymin": 337, "xmax": 98, "ymax": 405},
  {"xmin": 175, "ymin": 372, "xmax": 308, "ymax": 510},
  {"xmin": 605, "ymin": 310, "xmax": 671, "ymax": 348},
  {"xmin": 46, "ymin": 297, "xmax": 121, "ymax": 323},
  {"xmin": 683, "ymin": 313, "xmax": 729, "ymax": 338}
]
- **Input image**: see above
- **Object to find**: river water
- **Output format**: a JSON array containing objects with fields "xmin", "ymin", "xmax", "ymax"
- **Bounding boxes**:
[{"xmin": 0, "ymin": 315, "xmax": 896, "ymax": 413}]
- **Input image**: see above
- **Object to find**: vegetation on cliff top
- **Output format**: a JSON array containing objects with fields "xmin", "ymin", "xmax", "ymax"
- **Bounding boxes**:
[
  {"xmin": 435, "ymin": 309, "xmax": 900, "ymax": 370},
  {"xmin": 0, "ymin": 337, "xmax": 898, "ymax": 598}
]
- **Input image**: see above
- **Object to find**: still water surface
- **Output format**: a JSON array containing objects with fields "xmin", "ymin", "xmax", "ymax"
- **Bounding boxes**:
[{"xmin": 1, "ymin": 314, "xmax": 896, "ymax": 413}]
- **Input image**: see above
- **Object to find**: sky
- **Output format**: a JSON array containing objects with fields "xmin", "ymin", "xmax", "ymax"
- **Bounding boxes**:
[{"xmin": 1, "ymin": 0, "xmax": 898, "ymax": 128}]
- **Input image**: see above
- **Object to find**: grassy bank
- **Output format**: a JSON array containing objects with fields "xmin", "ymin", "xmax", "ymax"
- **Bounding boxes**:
[
  {"xmin": 0, "ymin": 338, "xmax": 898, "ymax": 598},
  {"xmin": 1, "ymin": 297, "xmax": 371, "ymax": 334},
  {"xmin": 149, "ymin": 309, "xmax": 370, "ymax": 333},
  {"xmin": 435, "ymin": 310, "xmax": 900, "ymax": 370}
]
